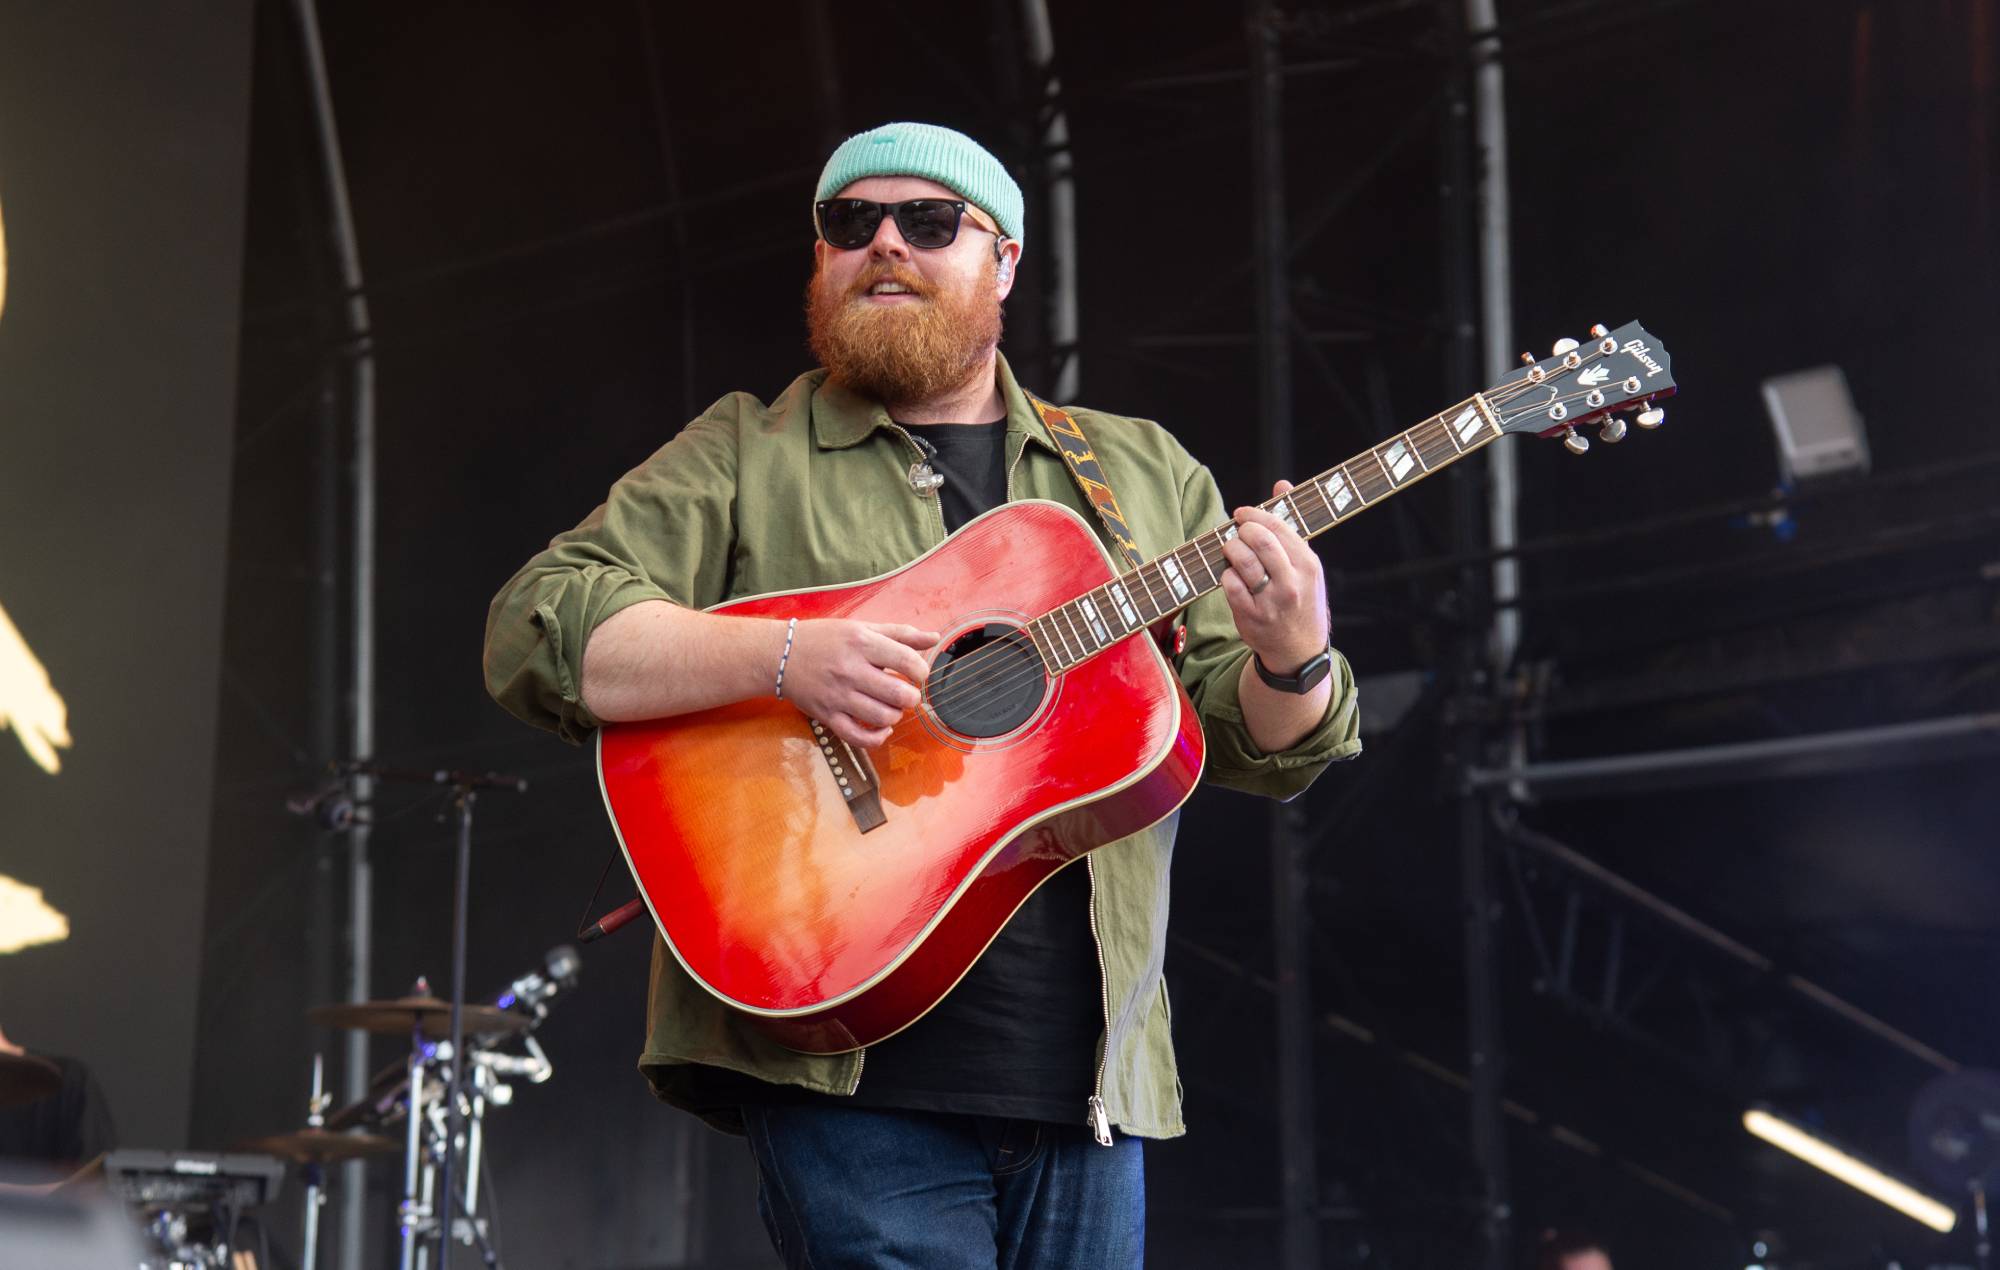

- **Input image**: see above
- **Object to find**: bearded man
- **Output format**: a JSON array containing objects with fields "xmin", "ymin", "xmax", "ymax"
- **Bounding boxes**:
[{"xmin": 484, "ymin": 122, "xmax": 1360, "ymax": 1269}]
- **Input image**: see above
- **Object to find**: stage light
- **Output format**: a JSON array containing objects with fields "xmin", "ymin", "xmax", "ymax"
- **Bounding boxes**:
[
  {"xmin": 1743, "ymin": 1106, "xmax": 1957, "ymax": 1233},
  {"xmin": 0, "ymin": 874, "xmax": 69, "ymax": 954},
  {"xmin": 1761, "ymin": 365, "xmax": 1869, "ymax": 485}
]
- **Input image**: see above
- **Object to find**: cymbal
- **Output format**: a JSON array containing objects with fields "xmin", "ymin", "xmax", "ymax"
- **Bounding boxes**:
[
  {"xmin": 234, "ymin": 1128, "xmax": 399, "ymax": 1165},
  {"xmin": 0, "ymin": 1051, "xmax": 61, "ymax": 1109},
  {"xmin": 307, "ymin": 995, "xmax": 527, "ymax": 1039}
]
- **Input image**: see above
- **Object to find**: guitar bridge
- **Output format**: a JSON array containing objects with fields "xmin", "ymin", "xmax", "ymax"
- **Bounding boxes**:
[{"xmin": 809, "ymin": 720, "xmax": 886, "ymax": 833}]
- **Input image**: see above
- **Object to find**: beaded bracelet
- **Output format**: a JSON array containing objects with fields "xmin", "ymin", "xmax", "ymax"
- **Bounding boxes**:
[{"xmin": 774, "ymin": 617, "xmax": 799, "ymax": 699}]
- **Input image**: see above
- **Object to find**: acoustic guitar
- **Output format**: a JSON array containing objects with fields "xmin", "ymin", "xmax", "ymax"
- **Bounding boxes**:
[{"xmin": 597, "ymin": 322, "xmax": 1676, "ymax": 1055}]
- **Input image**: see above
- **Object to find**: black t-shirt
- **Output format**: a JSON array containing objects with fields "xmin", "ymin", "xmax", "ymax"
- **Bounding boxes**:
[
  {"xmin": 680, "ymin": 419, "xmax": 1104, "ymax": 1126},
  {"xmin": 858, "ymin": 421, "xmax": 1104, "ymax": 1122},
  {"xmin": 905, "ymin": 419, "xmax": 1008, "ymax": 538}
]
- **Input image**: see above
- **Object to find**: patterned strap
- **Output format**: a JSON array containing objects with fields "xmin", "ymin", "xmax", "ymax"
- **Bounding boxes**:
[{"xmin": 1026, "ymin": 394, "xmax": 1146, "ymax": 572}]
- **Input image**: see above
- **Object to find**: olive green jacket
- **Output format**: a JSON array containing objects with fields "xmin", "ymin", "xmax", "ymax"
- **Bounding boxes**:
[{"xmin": 482, "ymin": 355, "xmax": 1361, "ymax": 1139}]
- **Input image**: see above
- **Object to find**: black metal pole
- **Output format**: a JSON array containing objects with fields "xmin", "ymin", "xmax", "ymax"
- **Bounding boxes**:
[
  {"xmin": 1439, "ymin": 0, "xmax": 1511, "ymax": 1263},
  {"xmin": 308, "ymin": 240, "xmax": 339, "ymax": 1136},
  {"xmin": 1249, "ymin": 4, "xmax": 1318, "ymax": 1268},
  {"xmin": 435, "ymin": 787, "xmax": 475, "ymax": 1270},
  {"xmin": 801, "ymin": 0, "xmax": 846, "ymax": 154},
  {"xmin": 286, "ymin": 5, "xmax": 377, "ymax": 1263},
  {"xmin": 635, "ymin": 1, "xmax": 697, "ymax": 424}
]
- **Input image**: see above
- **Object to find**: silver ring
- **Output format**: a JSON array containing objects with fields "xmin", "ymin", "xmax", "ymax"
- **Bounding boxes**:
[{"xmin": 1250, "ymin": 573, "xmax": 1272, "ymax": 596}]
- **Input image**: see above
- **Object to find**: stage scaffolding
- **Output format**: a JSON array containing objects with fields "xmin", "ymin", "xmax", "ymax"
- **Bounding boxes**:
[
  {"xmin": 267, "ymin": 1, "xmax": 1994, "ymax": 1266},
  {"xmin": 1117, "ymin": 2, "xmax": 1993, "ymax": 1267}
]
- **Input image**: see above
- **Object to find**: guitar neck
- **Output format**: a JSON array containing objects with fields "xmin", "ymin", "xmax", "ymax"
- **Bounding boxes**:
[{"xmin": 1024, "ymin": 393, "xmax": 1504, "ymax": 672}]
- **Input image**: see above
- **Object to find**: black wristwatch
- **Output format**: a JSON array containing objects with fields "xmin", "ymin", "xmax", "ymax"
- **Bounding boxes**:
[{"xmin": 1253, "ymin": 645, "xmax": 1335, "ymax": 695}]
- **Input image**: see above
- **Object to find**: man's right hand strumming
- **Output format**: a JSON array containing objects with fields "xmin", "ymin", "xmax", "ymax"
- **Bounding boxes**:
[
  {"xmin": 781, "ymin": 619, "xmax": 938, "ymax": 750},
  {"xmin": 580, "ymin": 601, "xmax": 937, "ymax": 751}
]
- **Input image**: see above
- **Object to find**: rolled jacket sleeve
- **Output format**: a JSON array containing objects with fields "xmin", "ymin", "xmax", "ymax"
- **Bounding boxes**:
[
  {"xmin": 1170, "ymin": 460, "xmax": 1361, "ymax": 799},
  {"xmin": 482, "ymin": 409, "xmax": 741, "ymax": 743}
]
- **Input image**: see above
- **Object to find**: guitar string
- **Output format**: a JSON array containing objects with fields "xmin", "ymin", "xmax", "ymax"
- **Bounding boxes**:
[
  {"xmin": 861, "ymin": 393, "xmax": 1645, "ymax": 747},
  {"xmin": 891, "ymin": 371, "xmax": 1634, "ymax": 725},
  {"xmin": 890, "ymin": 527, "xmax": 1255, "ymax": 725},
  {"xmin": 900, "ymin": 366, "xmax": 1567, "ymax": 714},
  {"xmin": 859, "ymin": 356, "xmax": 1646, "ymax": 729},
  {"xmin": 874, "ymin": 528, "xmax": 1238, "ymax": 719},
  {"xmin": 912, "ymin": 524, "xmax": 1250, "ymax": 713},
  {"xmin": 900, "ymin": 369, "xmax": 1639, "ymax": 722}
]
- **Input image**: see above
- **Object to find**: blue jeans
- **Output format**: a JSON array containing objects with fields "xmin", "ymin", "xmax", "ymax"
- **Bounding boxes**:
[{"xmin": 741, "ymin": 1104, "xmax": 1145, "ymax": 1269}]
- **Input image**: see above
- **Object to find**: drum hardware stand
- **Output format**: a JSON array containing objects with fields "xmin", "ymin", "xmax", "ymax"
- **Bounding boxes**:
[
  {"xmin": 339, "ymin": 762, "xmax": 526, "ymax": 1270},
  {"xmin": 396, "ymin": 1000, "xmax": 434, "ymax": 1270},
  {"xmin": 303, "ymin": 977, "xmax": 558, "ymax": 1270},
  {"xmin": 302, "ymin": 1054, "xmax": 331, "ymax": 1270},
  {"xmin": 391, "ymin": 1033, "xmax": 542, "ymax": 1269},
  {"xmin": 428, "ymin": 1052, "xmax": 511, "ymax": 1267}
]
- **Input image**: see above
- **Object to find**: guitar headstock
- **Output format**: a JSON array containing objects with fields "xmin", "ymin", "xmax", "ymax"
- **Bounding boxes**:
[{"xmin": 1491, "ymin": 321, "xmax": 1677, "ymax": 452}]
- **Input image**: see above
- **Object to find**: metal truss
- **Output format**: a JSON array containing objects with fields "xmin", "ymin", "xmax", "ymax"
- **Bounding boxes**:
[
  {"xmin": 1494, "ymin": 807, "xmax": 1962, "ymax": 1086},
  {"xmin": 1102, "ymin": 3, "xmax": 1525, "ymax": 1266},
  {"xmin": 1167, "ymin": 933, "xmax": 1741, "ymax": 1238}
]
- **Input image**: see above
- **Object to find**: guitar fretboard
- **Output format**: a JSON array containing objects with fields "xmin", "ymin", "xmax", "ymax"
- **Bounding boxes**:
[{"xmin": 1022, "ymin": 393, "xmax": 1503, "ymax": 673}]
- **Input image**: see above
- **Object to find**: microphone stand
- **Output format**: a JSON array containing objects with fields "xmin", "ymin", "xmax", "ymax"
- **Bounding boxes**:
[{"xmin": 341, "ymin": 761, "xmax": 525, "ymax": 1270}]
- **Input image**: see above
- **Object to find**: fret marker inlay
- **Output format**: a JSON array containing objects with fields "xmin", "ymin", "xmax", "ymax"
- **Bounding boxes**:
[
  {"xmin": 1323, "ymin": 472, "xmax": 1353, "ymax": 514},
  {"xmin": 1022, "ymin": 388, "xmax": 1525, "ymax": 679},
  {"xmin": 1079, "ymin": 597, "xmax": 1111, "ymax": 644},
  {"xmin": 1452, "ymin": 405, "xmax": 1483, "ymax": 445},
  {"xmin": 1108, "ymin": 583, "xmax": 1139, "ymax": 627}
]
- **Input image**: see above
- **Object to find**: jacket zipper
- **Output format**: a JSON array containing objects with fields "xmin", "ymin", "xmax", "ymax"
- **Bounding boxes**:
[
  {"xmin": 854, "ymin": 422, "xmax": 1110, "ymax": 1134},
  {"xmin": 1084, "ymin": 855, "xmax": 1115, "ymax": 1146},
  {"xmin": 1004, "ymin": 421, "xmax": 1115, "ymax": 1145},
  {"xmin": 845, "ymin": 423, "xmax": 954, "ymax": 1098}
]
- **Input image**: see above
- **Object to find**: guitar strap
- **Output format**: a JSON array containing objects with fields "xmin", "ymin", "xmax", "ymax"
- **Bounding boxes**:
[
  {"xmin": 1025, "ymin": 394, "xmax": 1146, "ymax": 571},
  {"xmin": 1026, "ymin": 393, "xmax": 1187, "ymax": 659}
]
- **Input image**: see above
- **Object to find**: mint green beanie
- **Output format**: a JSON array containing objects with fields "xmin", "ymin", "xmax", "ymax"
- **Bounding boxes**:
[{"xmin": 815, "ymin": 122, "xmax": 1025, "ymax": 244}]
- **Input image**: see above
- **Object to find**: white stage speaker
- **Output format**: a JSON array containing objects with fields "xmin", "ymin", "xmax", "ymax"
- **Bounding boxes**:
[{"xmin": 1761, "ymin": 365, "xmax": 1870, "ymax": 484}]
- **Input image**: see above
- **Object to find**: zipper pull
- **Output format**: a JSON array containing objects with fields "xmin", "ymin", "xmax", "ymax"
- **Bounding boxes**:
[{"xmin": 1087, "ymin": 1095, "xmax": 1113, "ymax": 1146}]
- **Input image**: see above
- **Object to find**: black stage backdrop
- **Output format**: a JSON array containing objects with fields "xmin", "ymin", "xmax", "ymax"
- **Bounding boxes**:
[
  {"xmin": 0, "ymin": 1, "xmax": 254, "ymax": 1151},
  {"xmin": 198, "ymin": 2, "xmax": 1999, "ymax": 1267}
]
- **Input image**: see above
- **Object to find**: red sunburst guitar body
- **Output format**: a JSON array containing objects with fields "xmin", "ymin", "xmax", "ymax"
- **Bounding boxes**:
[
  {"xmin": 595, "ymin": 319, "xmax": 1680, "ymax": 1055},
  {"xmin": 596, "ymin": 500, "xmax": 1206, "ymax": 1055}
]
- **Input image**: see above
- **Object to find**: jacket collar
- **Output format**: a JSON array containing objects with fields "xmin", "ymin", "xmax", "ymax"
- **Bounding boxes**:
[{"xmin": 809, "ymin": 353, "xmax": 1061, "ymax": 456}]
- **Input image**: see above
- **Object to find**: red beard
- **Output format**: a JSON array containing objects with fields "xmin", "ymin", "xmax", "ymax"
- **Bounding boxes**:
[{"xmin": 805, "ymin": 256, "xmax": 1004, "ymax": 407}]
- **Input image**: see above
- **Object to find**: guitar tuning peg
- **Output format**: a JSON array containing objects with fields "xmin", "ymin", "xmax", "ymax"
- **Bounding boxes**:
[
  {"xmin": 1562, "ymin": 427, "xmax": 1590, "ymax": 455},
  {"xmin": 1519, "ymin": 352, "xmax": 1537, "ymax": 366},
  {"xmin": 1551, "ymin": 337, "xmax": 1581, "ymax": 356},
  {"xmin": 1589, "ymin": 323, "xmax": 1610, "ymax": 338},
  {"xmin": 1636, "ymin": 405, "xmax": 1666, "ymax": 429},
  {"xmin": 1597, "ymin": 416, "xmax": 1627, "ymax": 444}
]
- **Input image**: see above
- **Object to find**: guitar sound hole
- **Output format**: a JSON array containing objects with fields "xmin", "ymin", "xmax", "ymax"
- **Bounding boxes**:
[{"xmin": 926, "ymin": 623, "xmax": 1046, "ymax": 738}]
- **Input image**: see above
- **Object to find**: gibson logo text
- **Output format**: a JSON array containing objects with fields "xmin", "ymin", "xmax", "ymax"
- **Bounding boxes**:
[{"xmin": 1622, "ymin": 338, "xmax": 1666, "ymax": 378}]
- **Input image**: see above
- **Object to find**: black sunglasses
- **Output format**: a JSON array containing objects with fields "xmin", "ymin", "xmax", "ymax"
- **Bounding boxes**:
[{"xmin": 814, "ymin": 198, "xmax": 998, "ymax": 251}]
